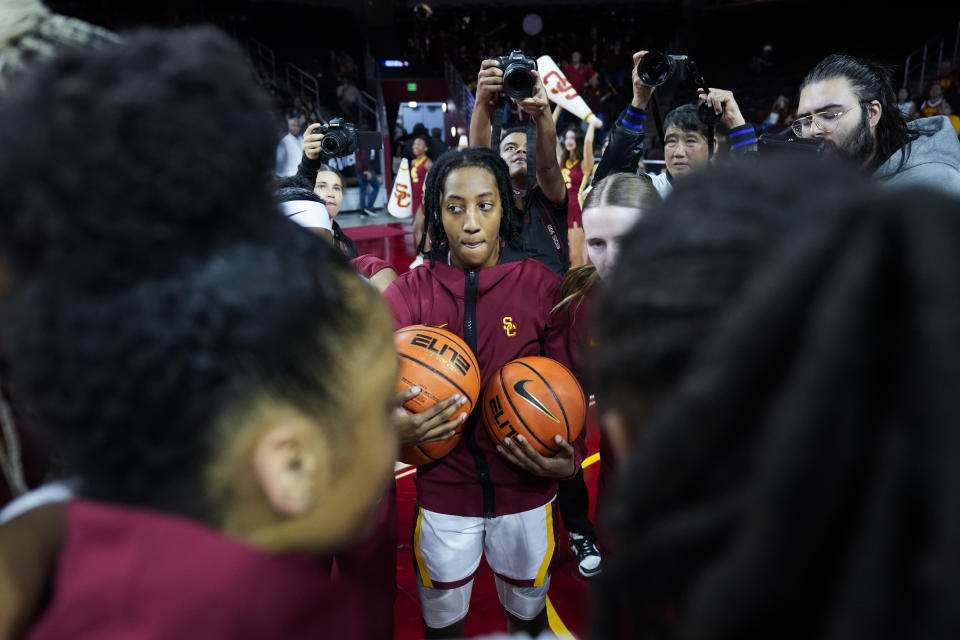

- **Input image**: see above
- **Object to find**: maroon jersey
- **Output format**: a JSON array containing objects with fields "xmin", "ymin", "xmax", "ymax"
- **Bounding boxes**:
[
  {"xmin": 554, "ymin": 281, "xmax": 617, "ymax": 522},
  {"xmin": 556, "ymin": 278, "xmax": 597, "ymax": 385},
  {"xmin": 27, "ymin": 500, "xmax": 369, "ymax": 640},
  {"xmin": 333, "ymin": 488, "xmax": 397, "ymax": 640},
  {"xmin": 384, "ymin": 258, "xmax": 587, "ymax": 517},
  {"xmin": 410, "ymin": 155, "xmax": 429, "ymax": 214},
  {"xmin": 350, "ymin": 254, "xmax": 392, "ymax": 279},
  {"xmin": 562, "ymin": 158, "xmax": 585, "ymax": 228}
]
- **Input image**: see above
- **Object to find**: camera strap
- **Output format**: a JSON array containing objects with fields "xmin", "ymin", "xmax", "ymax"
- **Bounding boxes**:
[
  {"xmin": 687, "ymin": 61, "xmax": 716, "ymax": 157},
  {"xmin": 489, "ymin": 101, "xmax": 512, "ymax": 154},
  {"xmin": 649, "ymin": 94, "xmax": 665, "ymax": 152}
]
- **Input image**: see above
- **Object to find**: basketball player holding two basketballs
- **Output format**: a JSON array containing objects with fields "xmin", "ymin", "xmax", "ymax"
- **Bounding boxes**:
[{"xmin": 385, "ymin": 145, "xmax": 588, "ymax": 638}]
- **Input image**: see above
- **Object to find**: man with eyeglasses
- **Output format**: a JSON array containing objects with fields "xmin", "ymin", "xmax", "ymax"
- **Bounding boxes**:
[{"xmin": 797, "ymin": 54, "xmax": 960, "ymax": 196}]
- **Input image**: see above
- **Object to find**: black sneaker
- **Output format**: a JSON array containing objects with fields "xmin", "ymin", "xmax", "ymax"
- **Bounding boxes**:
[{"xmin": 569, "ymin": 533, "xmax": 602, "ymax": 577}]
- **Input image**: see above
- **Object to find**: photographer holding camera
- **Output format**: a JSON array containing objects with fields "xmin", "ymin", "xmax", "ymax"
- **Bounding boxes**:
[
  {"xmin": 296, "ymin": 118, "xmax": 382, "ymax": 258},
  {"xmin": 593, "ymin": 50, "xmax": 757, "ymax": 198},
  {"xmin": 469, "ymin": 52, "xmax": 570, "ymax": 276}
]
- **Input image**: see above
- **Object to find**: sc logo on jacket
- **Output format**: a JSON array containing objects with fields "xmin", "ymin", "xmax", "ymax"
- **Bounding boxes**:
[{"xmin": 503, "ymin": 316, "xmax": 517, "ymax": 338}]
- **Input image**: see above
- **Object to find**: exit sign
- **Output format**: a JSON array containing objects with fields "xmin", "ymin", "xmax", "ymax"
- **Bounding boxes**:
[{"xmin": 407, "ymin": 82, "xmax": 418, "ymax": 91}]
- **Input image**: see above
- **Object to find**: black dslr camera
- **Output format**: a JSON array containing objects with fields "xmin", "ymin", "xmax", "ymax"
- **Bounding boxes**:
[
  {"xmin": 318, "ymin": 118, "xmax": 382, "ymax": 159},
  {"xmin": 637, "ymin": 52, "xmax": 693, "ymax": 87},
  {"xmin": 758, "ymin": 132, "xmax": 826, "ymax": 155},
  {"xmin": 495, "ymin": 50, "xmax": 538, "ymax": 101},
  {"xmin": 637, "ymin": 51, "xmax": 717, "ymax": 126}
]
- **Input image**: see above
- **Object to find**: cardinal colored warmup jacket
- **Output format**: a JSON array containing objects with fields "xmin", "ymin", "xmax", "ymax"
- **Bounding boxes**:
[
  {"xmin": 384, "ymin": 258, "xmax": 587, "ymax": 518},
  {"xmin": 27, "ymin": 500, "xmax": 368, "ymax": 640}
]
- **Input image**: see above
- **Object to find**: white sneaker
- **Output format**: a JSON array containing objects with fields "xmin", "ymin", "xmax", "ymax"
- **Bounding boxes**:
[{"xmin": 569, "ymin": 533, "xmax": 602, "ymax": 577}]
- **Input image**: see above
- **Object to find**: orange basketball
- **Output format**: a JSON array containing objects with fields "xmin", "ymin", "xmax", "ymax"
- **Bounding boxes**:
[
  {"xmin": 481, "ymin": 356, "xmax": 586, "ymax": 457},
  {"xmin": 394, "ymin": 325, "xmax": 481, "ymax": 465}
]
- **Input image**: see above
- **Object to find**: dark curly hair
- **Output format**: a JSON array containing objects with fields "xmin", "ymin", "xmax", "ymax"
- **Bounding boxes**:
[
  {"xmin": 418, "ymin": 146, "xmax": 523, "ymax": 264},
  {"xmin": 0, "ymin": 26, "xmax": 280, "ymax": 285},
  {"xmin": 274, "ymin": 176, "xmax": 325, "ymax": 208},
  {"xmin": 1, "ymin": 228, "xmax": 391, "ymax": 522},
  {"xmin": 592, "ymin": 156, "xmax": 960, "ymax": 638},
  {"xmin": 274, "ymin": 174, "xmax": 317, "ymax": 195},
  {"xmin": 0, "ymin": 26, "xmax": 394, "ymax": 523}
]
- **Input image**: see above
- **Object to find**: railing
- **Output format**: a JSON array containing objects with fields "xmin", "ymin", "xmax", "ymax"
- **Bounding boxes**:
[
  {"xmin": 444, "ymin": 57, "xmax": 475, "ymax": 128},
  {"xmin": 285, "ymin": 62, "xmax": 320, "ymax": 112},
  {"xmin": 363, "ymin": 38, "xmax": 392, "ymax": 191},
  {"xmin": 249, "ymin": 38, "xmax": 277, "ymax": 86},
  {"xmin": 359, "ymin": 90, "xmax": 379, "ymax": 126},
  {"xmin": 245, "ymin": 33, "xmax": 390, "ymax": 186},
  {"xmin": 903, "ymin": 20, "xmax": 960, "ymax": 94}
]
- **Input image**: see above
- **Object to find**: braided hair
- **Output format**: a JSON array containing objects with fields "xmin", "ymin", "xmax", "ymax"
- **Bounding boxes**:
[
  {"xmin": 418, "ymin": 146, "xmax": 523, "ymax": 265},
  {"xmin": 592, "ymin": 156, "xmax": 960, "ymax": 638}
]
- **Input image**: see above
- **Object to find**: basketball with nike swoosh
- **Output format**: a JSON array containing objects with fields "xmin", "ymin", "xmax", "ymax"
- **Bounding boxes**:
[
  {"xmin": 394, "ymin": 325, "xmax": 481, "ymax": 465},
  {"xmin": 481, "ymin": 356, "xmax": 586, "ymax": 457}
]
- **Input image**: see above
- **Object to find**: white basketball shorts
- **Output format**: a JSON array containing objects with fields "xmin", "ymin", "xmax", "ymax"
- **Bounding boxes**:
[{"xmin": 413, "ymin": 499, "xmax": 557, "ymax": 627}]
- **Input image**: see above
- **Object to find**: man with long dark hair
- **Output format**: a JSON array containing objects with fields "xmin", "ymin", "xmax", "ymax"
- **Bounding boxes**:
[{"xmin": 797, "ymin": 54, "xmax": 960, "ymax": 196}]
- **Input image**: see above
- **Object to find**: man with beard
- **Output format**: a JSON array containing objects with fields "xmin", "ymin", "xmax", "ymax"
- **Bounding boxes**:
[{"xmin": 796, "ymin": 54, "xmax": 960, "ymax": 196}]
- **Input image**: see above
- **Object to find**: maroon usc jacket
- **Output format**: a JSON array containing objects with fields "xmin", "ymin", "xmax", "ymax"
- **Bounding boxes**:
[
  {"xmin": 384, "ymin": 258, "xmax": 586, "ymax": 518},
  {"xmin": 27, "ymin": 500, "xmax": 369, "ymax": 640}
]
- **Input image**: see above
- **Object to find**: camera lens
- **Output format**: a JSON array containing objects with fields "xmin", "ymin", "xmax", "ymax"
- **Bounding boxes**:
[
  {"xmin": 638, "ymin": 52, "xmax": 672, "ymax": 87},
  {"xmin": 321, "ymin": 135, "xmax": 341, "ymax": 155},
  {"xmin": 503, "ymin": 66, "xmax": 535, "ymax": 100}
]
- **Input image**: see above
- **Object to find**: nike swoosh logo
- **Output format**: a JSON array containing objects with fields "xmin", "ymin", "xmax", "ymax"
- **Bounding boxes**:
[
  {"xmin": 431, "ymin": 323, "xmax": 448, "ymax": 329},
  {"xmin": 513, "ymin": 380, "xmax": 560, "ymax": 423}
]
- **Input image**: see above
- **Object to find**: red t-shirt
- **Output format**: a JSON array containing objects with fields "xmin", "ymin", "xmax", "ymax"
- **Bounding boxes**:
[
  {"xmin": 384, "ymin": 259, "xmax": 587, "ymax": 517},
  {"xmin": 561, "ymin": 63, "xmax": 596, "ymax": 92}
]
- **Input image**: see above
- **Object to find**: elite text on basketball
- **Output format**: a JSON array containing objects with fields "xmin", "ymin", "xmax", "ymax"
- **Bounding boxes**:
[
  {"xmin": 488, "ymin": 395, "xmax": 518, "ymax": 439},
  {"xmin": 410, "ymin": 333, "xmax": 473, "ymax": 375}
]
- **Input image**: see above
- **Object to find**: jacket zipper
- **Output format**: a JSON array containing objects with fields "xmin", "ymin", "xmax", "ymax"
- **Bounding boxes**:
[{"xmin": 463, "ymin": 269, "xmax": 496, "ymax": 518}]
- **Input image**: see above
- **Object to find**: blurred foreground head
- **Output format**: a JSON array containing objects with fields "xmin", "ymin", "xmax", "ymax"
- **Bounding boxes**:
[
  {"xmin": 593, "ymin": 156, "xmax": 960, "ymax": 638},
  {"xmin": 0, "ymin": 27, "xmax": 398, "ymax": 553},
  {"xmin": 0, "ymin": 0, "xmax": 118, "ymax": 94},
  {"xmin": 0, "ymin": 26, "xmax": 278, "ymax": 285}
]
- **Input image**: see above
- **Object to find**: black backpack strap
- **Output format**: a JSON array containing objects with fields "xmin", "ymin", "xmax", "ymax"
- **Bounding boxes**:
[{"xmin": 537, "ymin": 196, "xmax": 568, "ymax": 271}]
